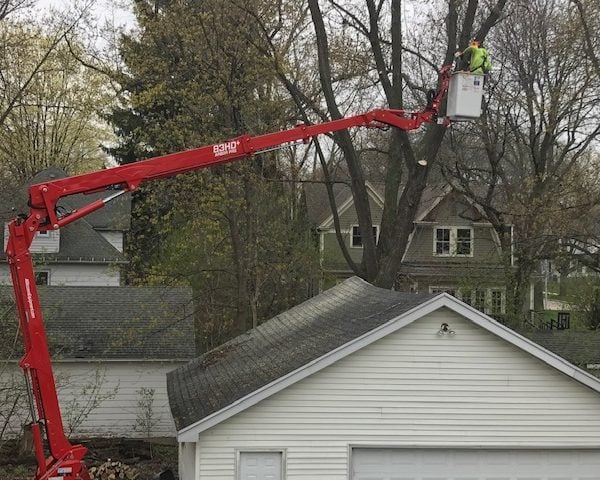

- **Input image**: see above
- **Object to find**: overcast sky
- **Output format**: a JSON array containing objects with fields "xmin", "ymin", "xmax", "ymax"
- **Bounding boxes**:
[{"xmin": 34, "ymin": 0, "xmax": 136, "ymax": 29}]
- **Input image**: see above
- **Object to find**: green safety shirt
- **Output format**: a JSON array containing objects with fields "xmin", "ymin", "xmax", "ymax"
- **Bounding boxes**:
[{"xmin": 464, "ymin": 46, "xmax": 492, "ymax": 74}]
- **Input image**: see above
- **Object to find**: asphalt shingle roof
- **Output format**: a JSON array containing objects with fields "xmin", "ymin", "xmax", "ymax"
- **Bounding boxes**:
[
  {"xmin": 520, "ymin": 330, "xmax": 600, "ymax": 370},
  {"xmin": 303, "ymin": 181, "xmax": 351, "ymax": 226},
  {"xmin": 303, "ymin": 182, "xmax": 450, "ymax": 228},
  {"xmin": 0, "ymin": 285, "xmax": 195, "ymax": 360},
  {"xmin": 167, "ymin": 277, "xmax": 434, "ymax": 430}
]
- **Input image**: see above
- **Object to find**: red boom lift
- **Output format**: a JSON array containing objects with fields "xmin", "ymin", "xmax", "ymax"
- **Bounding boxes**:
[{"xmin": 5, "ymin": 65, "xmax": 452, "ymax": 480}]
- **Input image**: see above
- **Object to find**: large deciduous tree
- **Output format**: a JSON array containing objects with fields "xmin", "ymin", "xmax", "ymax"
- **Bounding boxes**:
[
  {"xmin": 0, "ymin": 30, "xmax": 114, "ymax": 180},
  {"xmin": 0, "ymin": 1, "xmax": 95, "ymax": 131},
  {"xmin": 286, "ymin": 0, "xmax": 509, "ymax": 288},
  {"xmin": 445, "ymin": 0, "xmax": 600, "ymax": 324}
]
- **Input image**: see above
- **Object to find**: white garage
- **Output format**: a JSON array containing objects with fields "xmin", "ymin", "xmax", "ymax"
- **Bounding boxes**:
[
  {"xmin": 168, "ymin": 278, "xmax": 600, "ymax": 480},
  {"xmin": 351, "ymin": 448, "xmax": 600, "ymax": 480}
]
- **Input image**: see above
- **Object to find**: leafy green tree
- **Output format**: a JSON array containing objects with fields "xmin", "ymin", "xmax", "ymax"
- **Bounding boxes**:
[
  {"xmin": 0, "ymin": 1, "xmax": 95, "ymax": 131},
  {"xmin": 110, "ymin": 0, "xmax": 319, "ymax": 351},
  {"xmin": 0, "ymin": 27, "xmax": 114, "ymax": 180}
]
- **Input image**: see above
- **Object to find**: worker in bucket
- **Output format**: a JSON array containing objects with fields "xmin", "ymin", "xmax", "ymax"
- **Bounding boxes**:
[{"xmin": 455, "ymin": 39, "xmax": 492, "ymax": 75}]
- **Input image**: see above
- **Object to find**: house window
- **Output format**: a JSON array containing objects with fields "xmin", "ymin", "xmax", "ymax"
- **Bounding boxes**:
[
  {"xmin": 432, "ymin": 287, "xmax": 505, "ymax": 315},
  {"xmin": 430, "ymin": 286, "xmax": 457, "ymax": 297},
  {"xmin": 238, "ymin": 451, "xmax": 283, "ymax": 480},
  {"xmin": 435, "ymin": 228, "xmax": 451, "ymax": 255},
  {"xmin": 351, "ymin": 225, "xmax": 379, "ymax": 248},
  {"xmin": 456, "ymin": 228, "xmax": 472, "ymax": 255},
  {"xmin": 37, "ymin": 230, "xmax": 49, "ymax": 236},
  {"xmin": 434, "ymin": 227, "xmax": 473, "ymax": 256},
  {"xmin": 490, "ymin": 289, "xmax": 504, "ymax": 314},
  {"xmin": 474, "ymin": 289, "xmax": 486, "ymax": 311},
  {"xmin": 35, "ymin": 271, "xmax": 50, "ymax": 285}
]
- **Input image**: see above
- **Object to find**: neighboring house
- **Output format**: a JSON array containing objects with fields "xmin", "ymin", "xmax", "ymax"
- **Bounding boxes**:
[
  {"xmin": 0, "ymin": 167, "xmax": 131, "ymax": 286},
  {"xmin": 305, "ymin": 182, "xmax": 508, "ymax": 317},
  {"xmin": 168, "ymin": 277, "xmax": 600, "ymax": 480},
  {"xmin": 0, "ymin": 285, "xmax": 195, "ymax": 438}
]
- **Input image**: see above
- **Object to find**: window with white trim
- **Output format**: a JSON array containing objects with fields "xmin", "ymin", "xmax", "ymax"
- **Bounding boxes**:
[
  {"xmin": 490, "ymin": 289, "xmax": 504, "ymax": 315},
  {"xmin": 238, "ymin": 451, "xmax": 283, "ymax": 480},
  {"xmin": 351, "ymin": 225, "xmax": 379, "ymax": 248},
  {"xmin": 430, "ymin": 286, "xmax": 505, "ymax": 315},
  {"xmin": 434, "ymin": 226, "xmax": 473, "ymax": 256},
  {"xmin": 35, "ymin": 271, "xmax": 50, "ymax": 286},
  {"xmin": 474, "ymin": 288, "xmax": 486, "ymax": 311}
]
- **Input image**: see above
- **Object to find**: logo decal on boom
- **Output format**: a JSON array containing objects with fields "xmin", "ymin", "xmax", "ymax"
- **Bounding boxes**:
[{"xmin": 213, "ymin": 140, "xmax": 240, "ymax": 157}]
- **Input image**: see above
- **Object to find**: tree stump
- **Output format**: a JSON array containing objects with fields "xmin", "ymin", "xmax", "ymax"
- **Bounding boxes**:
[{"xmin": 18, "ymin": 424, "xmax": 34, "ymax": 456}]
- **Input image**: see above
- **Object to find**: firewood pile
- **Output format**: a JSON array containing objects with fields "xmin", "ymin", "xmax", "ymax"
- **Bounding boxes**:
[{"xmin": 89, "ymin": 459, "xmax": 139, "ymax": 479}]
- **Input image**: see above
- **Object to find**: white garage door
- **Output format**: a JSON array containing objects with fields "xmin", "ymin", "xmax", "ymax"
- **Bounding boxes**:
[
  {"xmin": 352, "ymin": 448, "xmax": 600, "ymax": 480},
  {"xmin": 239, "ymin": 451, "xmax": 282, "ymax": 480}
]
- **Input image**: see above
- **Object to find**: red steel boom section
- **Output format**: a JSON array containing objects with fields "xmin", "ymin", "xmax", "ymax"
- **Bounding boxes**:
[{"xmin": 5, "ymin": 66, "xmax": 451, "ymax": 480}]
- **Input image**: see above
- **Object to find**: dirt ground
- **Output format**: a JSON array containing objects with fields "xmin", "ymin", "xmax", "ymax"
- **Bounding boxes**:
[{"xmin": 0, "ymin": 437, "xmax": 178, "ymax": 479}]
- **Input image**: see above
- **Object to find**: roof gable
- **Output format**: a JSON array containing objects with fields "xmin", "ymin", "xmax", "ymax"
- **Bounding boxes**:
[
  {"xmin": 169, "ymin": 278, "xmax": 600, "ymax": 441},
  {"xmin": 168, "ymin": 278, "xmax": 433, "ymax": 434},
  {"xmin": 421, "ymin": 189, "xmax": 483, "ymax": 223},
  {"xmin": 305, "ymin": 182, "xmax": 463, "ymax": 229},
  {"xmin": 319, "ymin": 182, "xmax": 384, "ymax": 229},
  {"xmin": 304, "ymin": 182, "xmax": 385, "ymax": 229}
]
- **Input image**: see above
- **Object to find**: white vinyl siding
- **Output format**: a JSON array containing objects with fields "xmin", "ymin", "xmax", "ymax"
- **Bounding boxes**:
[
  {"xmin": 46, "ymin": 264, "xmax": 120, "ymax": 286},
  {"xmin": 99, "ymin": 231, "xmax": 125, "ymax": 253},
  {"xmin": 192, "ymin": 308, "xmax": 600, "ymax": 479},
  {"xmin": 4, "ymin": 224, "xmax": 60, "ymax": 253},
  {"xmin": 1, "ymin": 361, "xmax": 185, "ymax": 438},
  {"xmin": 0, "ymin": 264, "xmax": 120, "ymax": 286}
]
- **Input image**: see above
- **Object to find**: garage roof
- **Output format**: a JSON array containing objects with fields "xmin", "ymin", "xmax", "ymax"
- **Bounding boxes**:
[{"xmin": 167, "ymin": 277, "xmax": 433, "ymax": 431}]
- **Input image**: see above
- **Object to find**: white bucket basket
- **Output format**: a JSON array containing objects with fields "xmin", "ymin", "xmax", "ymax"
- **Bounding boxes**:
[{"xmin": 446, "ymin": 72, "xmax": 484, "ymax": 121}]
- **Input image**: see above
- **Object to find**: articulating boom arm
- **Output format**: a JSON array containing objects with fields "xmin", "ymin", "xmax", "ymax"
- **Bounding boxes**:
[{"xmin": 5, "ymin": 65, "xmax": 452, "ymax": 480}]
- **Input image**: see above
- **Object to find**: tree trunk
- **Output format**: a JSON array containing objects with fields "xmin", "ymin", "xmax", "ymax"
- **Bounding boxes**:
[
  {"xmin": 227, "ymin": 207, "xmax": 250, "ymax": 335},
  {"xmin": 307, "ymin": 0, "xmax": 508, "ymax": 288}
]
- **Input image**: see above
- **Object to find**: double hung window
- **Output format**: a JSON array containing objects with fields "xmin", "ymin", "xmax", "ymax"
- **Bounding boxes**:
[
  {"xmin": 434, "ymin": 227, "xmax": 473, "ymax": 256},
  {"xmin": 351, "ymin": 225, "xmax": 379, "ymax": 248}
]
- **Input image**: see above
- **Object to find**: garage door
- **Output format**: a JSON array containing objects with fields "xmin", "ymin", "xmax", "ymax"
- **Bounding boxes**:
[{"xmin": 351, "ymin": 448, "xmax": 600, "ymax": 480}]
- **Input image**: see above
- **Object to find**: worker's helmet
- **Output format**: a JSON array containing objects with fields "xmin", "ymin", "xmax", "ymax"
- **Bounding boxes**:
[{"xmin": 470, "ymin": 39, "xmax": 481, "ymax": 47}]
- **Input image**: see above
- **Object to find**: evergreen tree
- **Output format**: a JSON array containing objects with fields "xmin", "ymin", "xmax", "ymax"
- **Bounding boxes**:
[{"xmin": 109, "ymin": 0, "xmax": 318, "ymax": 352}]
